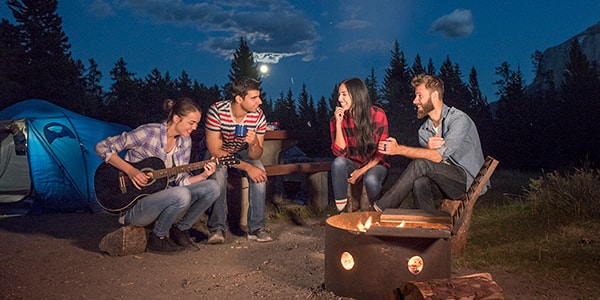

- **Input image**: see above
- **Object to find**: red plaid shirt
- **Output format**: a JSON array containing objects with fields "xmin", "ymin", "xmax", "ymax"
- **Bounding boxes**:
[{"xmin": 330, "ymin": 106, "xmax": 389, "ymax": 168}]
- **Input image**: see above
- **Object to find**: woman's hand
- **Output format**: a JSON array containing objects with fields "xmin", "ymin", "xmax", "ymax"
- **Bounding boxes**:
[
  {"xmin": 128, "ymin": 168, "xmax": 150, "ymax": 190},
  {"xmin": 334, "ymin": 106, "xmax": 345, "ymax": 124},
  {"xmin": 348, "ymin": 168, "xmax": 365, "ymax": 185},
  {"xmin": 203, "ymin": 161, "xmax": 217, "ymax": 178}
]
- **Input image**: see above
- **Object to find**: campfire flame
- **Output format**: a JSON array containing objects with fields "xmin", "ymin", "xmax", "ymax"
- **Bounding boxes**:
[{"xmin": 356, "ymin": 216, "xmax": 373, "ymax": 232}]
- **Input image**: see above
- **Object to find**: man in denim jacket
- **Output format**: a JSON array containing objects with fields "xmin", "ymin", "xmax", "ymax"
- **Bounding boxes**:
[{"xmin": 374, "ymin": 74, "xmax": 486, "ymax": 211}]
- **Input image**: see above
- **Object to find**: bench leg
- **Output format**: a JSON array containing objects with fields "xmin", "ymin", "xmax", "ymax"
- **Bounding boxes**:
[
  {"xmin": 347, "ymin": 180, "xmax": 370, "ymax": 212},
  {"xmin": 307, "ymin": 171, "xmax": 328, "ymax": 212},
  {"xmin": 240, "ymin": 177, "xmax": 249, "ymax": 232},
  {"xmin": 225, "ymin": 176, "xmax": 249, "ymax": 234}
]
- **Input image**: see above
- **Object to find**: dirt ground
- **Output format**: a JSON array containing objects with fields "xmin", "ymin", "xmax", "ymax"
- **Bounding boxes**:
[{"xmin": 0, "ymin": 204, "xmax": 587, "ymax": 300}]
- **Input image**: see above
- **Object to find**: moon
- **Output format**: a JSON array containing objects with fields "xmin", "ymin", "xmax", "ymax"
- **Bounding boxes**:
[{"xmin": 259, "ymin": 64, "xmax": 269, "ymax": 74}]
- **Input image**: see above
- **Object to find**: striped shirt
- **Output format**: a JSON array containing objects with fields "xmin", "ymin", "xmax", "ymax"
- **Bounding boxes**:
[
  {"xmin": 204, "ymin": 100, "xmax": 267, "ymax": 154},
  {"xmin": 94, "ymin": 122, "xmax": 193, "ymax": 185},
  {"xmin": 330, "ymin": 105, "xmax": 389, "ymax": 168}
]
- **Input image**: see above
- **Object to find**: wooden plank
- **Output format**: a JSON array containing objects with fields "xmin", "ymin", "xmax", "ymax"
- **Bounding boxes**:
[
  {"xmin": 381, "ymin": 208, "xmax": 451, "ymax": 224},
  {"xmin": 440, "ymin": 156, "xmax": 499, "ymax": 255},
  {"xmin": 264, "ymin": 162, "xmax": 331, "ymax": 176},
  {"xmin": 366, "ymin": 226, "xmax": 451, "ymax": 239}
]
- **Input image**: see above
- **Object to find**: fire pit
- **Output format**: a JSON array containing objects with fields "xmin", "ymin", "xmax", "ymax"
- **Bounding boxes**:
[{"xmin": 324, "ymin": 210, "xmax": 452, "ymax": 299}]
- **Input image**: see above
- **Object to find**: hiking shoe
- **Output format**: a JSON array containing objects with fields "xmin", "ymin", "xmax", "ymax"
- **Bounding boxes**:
[
  {"xmin": 247, "ymin": 228, "xmax": 273, "ymax": 242},
  {"xmin": 207, "ymin": 229, "xmax": 225, "ymax": 245},
  {"xmin": 147, "ymin": 233, "xmax": 184, "ymax": 253},
  {"xmin": 169, "ymin": 226, "xmax": 195, "ymax": 248}
]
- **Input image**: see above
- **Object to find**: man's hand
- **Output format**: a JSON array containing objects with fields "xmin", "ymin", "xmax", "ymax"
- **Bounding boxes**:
[
  {"xmin": 378, "ymin": 137, "xmax": 399, "ymax": 155},
  {"xmin": 246, "ymin": 164, "xmax": 268, "ymax": 183},
  {"xmin": 245, "ymin": 130, "xmax": 258, "ymax": 147},
  {"xmin": 427, "ymin": 135, "xmax": 445, "ymax": 149}
]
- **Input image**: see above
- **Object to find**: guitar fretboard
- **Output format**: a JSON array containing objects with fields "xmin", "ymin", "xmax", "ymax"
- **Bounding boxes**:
[{"xmin": 151, "ymin": 158, "xmax": 217, "ymax": 179}]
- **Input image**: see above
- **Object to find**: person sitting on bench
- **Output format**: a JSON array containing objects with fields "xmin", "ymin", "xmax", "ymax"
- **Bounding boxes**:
[
  {"xmin": 374, "ymin": 74, "xmax": 487, "ymax": 212},
  {"xmin": 330, "ymin": 77, "xmax": 390, "ymax": 211}
]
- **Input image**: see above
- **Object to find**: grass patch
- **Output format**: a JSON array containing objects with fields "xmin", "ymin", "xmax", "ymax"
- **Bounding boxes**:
[{"xmin": 454, "ymin": 166, "xmax": 600, "ymax": 297}]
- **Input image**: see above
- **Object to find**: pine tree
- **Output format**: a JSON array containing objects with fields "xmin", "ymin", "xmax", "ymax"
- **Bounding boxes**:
[
  {"xmin": 438, "ymin": 56, "xmax": 470, "ymax": 111},
  {"xmin": 176, "ymin": 70, "xmax": 194, "ymax": 99},
  {"xmin": 107, "ymin": 57, "xmax": 142, "ymax": 127},
  {"xmin": 410, "ymin": 54, "xmax": 425, "ymax": 78},
  {"xmin": 467, "ymin": 67, "xmax": 494, "ymax": 156},
  {"xmin": 426, "ymin": 58, "xmax": 436, "ymax": 75},
  {"xmin": 0, "ymin": 19, "xmax": 26, "ymax": 109},
  {"xmin": 141, "ymin": 69, "xmax": 177, "ymax": 123},
  {"xmin": 364, "ymin": 68, "xmax": 381, "ymax": 106},
  {"xmin": 80, "ymin": 58, "xmax": 105, "ymax": 118},
  {"xmin": 466, "ymin": 67, "xmax": 488, "ymax": 118},
  {"xmin": 493, "ymin": 62, "xmax": 534, "ymax": 167},
  {"xmin": 316, "ymin": 96, "xmax": 333, "ymax": 157},
  {"xmin": 7, "ymin": 0, "xmax": 84, "ymax": 110},
  {"xmin": 558, "ymin": 38, "xmax": 600, "ymax": 165},
  {"xmin": 380, "ymin": 41, "xmax": 414, "ymax": 144},
  {"xmin": 225, "ymin": 37, "xmax": 260, "ymax": 99},
  {"xmin": 297, "ymin": 84, "xmax": 316, "ymax": 131},
  {"xmin": 272, "ymin": 89, "xmax": 299, "ymax": 130},
  {"xmin": 328, "ymin": 83, "xmax": 339, "ymax": 112}
]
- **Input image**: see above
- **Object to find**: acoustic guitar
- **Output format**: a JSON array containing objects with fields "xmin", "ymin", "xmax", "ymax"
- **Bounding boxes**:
[{"xmin": 94, "ymin": 155, "xmax": 238, "ymax": 212}]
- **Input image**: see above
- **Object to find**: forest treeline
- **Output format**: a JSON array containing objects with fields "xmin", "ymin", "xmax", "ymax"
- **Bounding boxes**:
[{"xmin": 1, "ymin": 0, "xmax": 599, "ymax": 170}]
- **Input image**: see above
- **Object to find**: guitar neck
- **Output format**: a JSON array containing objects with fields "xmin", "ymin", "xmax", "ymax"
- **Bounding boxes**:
[{"xmin": 151, "ymin": 158, "xmax": 216, "ymax": 179}]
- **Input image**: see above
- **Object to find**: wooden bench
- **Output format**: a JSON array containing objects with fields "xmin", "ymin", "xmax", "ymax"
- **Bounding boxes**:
[
  {"xmin": 440, "ymin": 156, "xmax": 499, "ymax": 255},
  {"xmin": 264, "ymin": 161, "xmax": 331, "ymax": 211}
]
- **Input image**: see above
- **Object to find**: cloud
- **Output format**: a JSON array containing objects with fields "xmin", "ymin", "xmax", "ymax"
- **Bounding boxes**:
[
  {"xmin": 338, "ymin": 39, "xmax": 388, "ymax": 52},
  {"xmin": 88, "ymin": 0, "xmax": 114, "ymax": 18},
  {"xmin": 336, "ymin": 20, "xmax": 370, "ymax": 30},
  {"xmin": 429, "ymin": 9, "xmax": 473, "ymax": 39},
  {"xmin": 113, "ymin": 0, "xmax": 317, "ymax": 63}
]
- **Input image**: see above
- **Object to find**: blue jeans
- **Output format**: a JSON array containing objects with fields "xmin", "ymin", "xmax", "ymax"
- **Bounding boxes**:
[
  {"xmin": 124, "ymin": 179, "xmax": 220, "ymax": 237},
  {"xmin": 374, "ymin": 158, "xmax": 466, "ymax": 211},
  {"xmin": 331, "ymin": 156, "xmax": 388, "ymax": 203},
  {"xmin": 205, "ymin": 150, "xmax": 267, "ymax": 233}
]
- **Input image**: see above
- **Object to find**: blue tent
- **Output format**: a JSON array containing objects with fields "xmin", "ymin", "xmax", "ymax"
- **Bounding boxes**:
[{"xmin": 0, "ymin": 100, "xmax": 130, "ymax": 213}]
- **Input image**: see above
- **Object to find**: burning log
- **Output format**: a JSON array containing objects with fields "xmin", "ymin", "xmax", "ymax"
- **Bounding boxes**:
[{"xmin": 385, "ymin": 273, "xmax": 504, "ymax": 300}]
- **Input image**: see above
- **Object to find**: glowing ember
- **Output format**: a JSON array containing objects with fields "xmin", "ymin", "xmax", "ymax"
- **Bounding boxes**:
[
  {"xmin": 396, "ymin": 220, "xmax": 406, "ymax": 228},
  {"xmin": 356, "ymin": 216, "xmax": 373, "ymax": 232}
]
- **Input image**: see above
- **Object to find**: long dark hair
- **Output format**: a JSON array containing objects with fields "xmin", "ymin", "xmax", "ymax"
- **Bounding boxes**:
[{"xmin": 341, "ymin": 78, "xmax": 374, "ymax": 158}]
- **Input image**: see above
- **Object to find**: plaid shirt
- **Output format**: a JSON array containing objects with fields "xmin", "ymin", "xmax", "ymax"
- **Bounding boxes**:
[
  {"xmin": 94, "ymin": 122, "xmax": 193, "ymax": 185},
  {"xmin": 204, "ymin": 100, "xmax": 267, "ymax": 154},
  {"xmin": 330, "ymin": 106, "xmax": 389, "ymax": 168}
]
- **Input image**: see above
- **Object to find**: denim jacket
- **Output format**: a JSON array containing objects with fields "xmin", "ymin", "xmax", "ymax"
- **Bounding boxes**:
[{"xmin": 418, "ymin": 104, "xmax": 488, "ymax": 193}]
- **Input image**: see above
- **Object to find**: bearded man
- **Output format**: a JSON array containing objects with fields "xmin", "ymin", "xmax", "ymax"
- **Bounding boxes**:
[{"xmin": 374, "ymin": 74, "xmax": 487, "ymax": 211}]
